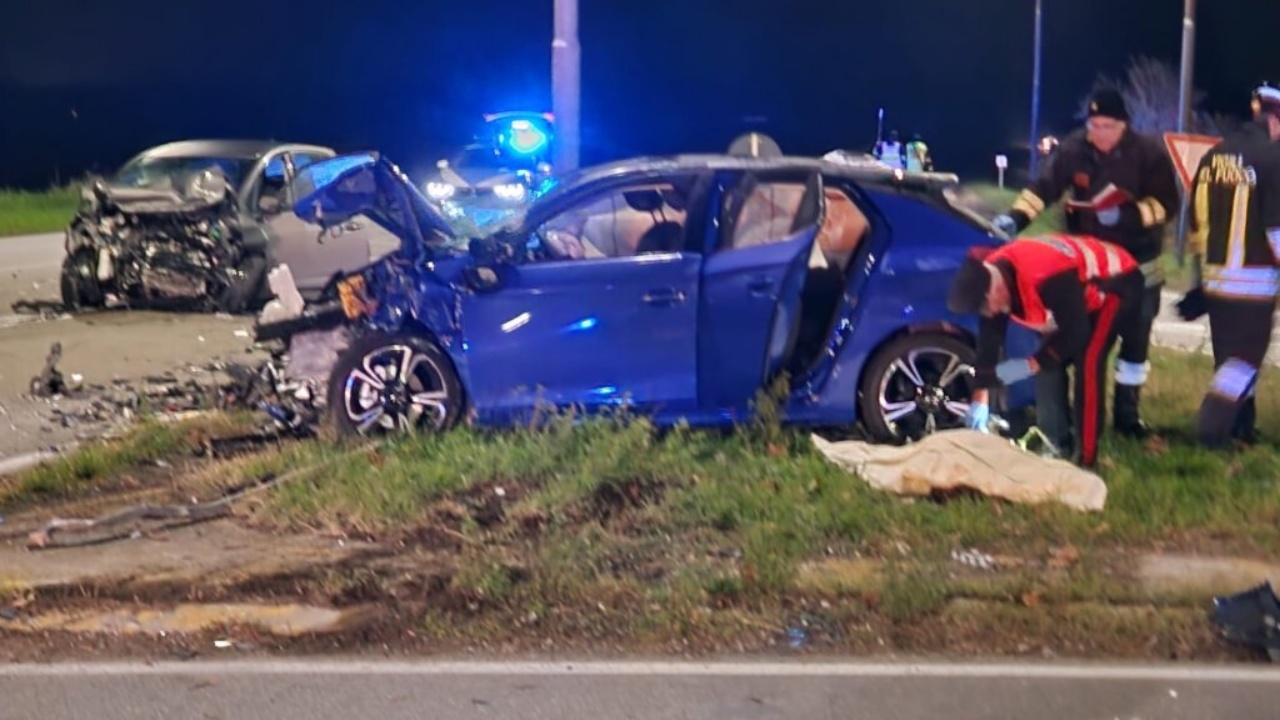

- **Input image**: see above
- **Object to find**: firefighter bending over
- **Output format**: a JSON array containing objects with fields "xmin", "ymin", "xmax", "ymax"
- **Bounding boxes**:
[
  {"xmin": 948, "ymin": 235, "xmax": 1145, "ymax": 468},
  {"xmin": 1177, "ymin": 84, "xmax": 1280, "ymax": 448}
]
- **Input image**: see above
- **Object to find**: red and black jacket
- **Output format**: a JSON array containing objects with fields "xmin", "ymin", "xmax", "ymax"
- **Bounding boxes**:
[{"xmin": 974, "ymin": 235, "xmax": 1140, "ymax": 389}]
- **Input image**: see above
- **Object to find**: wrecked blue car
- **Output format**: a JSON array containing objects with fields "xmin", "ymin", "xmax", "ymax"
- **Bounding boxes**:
[{"xmin": 254, "ymin": 151, "xmax": 1037, "ymax": 441}]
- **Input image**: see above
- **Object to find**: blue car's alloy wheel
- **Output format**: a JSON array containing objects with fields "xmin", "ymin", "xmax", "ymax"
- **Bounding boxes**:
[
  {"xmin": 328, "ymin": 332, "xmax": 463, "ymax": 437},
  {"xmin": 859, "ymin": 333, "xmax": 977, "ymax": 444}
]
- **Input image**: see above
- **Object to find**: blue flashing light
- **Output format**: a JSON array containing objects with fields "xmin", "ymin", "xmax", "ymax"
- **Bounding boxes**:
[{"xmin": 503, "ymin": 119, "xmax": 550, "ymax": 156}]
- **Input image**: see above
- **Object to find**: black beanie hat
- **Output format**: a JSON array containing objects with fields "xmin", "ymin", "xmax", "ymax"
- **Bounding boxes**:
[
  {"xmin": 1088, "ymin": 88, "xmax": 1130, "ymax": 122},
  {"xmin": 948, "ymin": 247, "xmax": 995, "ymax": 315}
]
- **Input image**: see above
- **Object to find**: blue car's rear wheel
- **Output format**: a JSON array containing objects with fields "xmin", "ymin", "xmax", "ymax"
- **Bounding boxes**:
[
  {"xmin": 327, "ymin": 332, "xmax": 463, "ymax": 437},
  {"xmin": 859, "ymin": 333, "xmax": 977, "ymax": 444}
]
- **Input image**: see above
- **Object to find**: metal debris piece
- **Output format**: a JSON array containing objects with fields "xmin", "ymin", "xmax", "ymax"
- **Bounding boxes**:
[
  {"xmin": 26, "ymin": 443, "xmax": 373, "ymax": 549},
  {"xmin": 1211, "ymin": 581, "xmax": 1280, "ymax": 662},
  {"xmin": 951, "ymin": 548, "xmax": 996, "ymax": 571},
  {"xmin": 29, "ymin": 342, "xmax": 66, "ymax": 397}
]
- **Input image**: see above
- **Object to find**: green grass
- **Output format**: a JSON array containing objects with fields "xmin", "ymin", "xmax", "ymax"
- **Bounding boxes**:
[
  {"xmin": 0, "ymin": 413, "xmax": 256, "ymax": 512},
  {"xmin": 247, "ymin": 347, "xmax": 1280, "ymax": 653},
  {"xmin": 266, "ymin": 348, "xmax": 1280, "ymax": 558},
  {"xmin": 9, "ymin": 349, "xmax": 1270, "ymax": 656},
  {"xmin": 0, "ymin": 186, "xmax": 80, "ymax": 237}
]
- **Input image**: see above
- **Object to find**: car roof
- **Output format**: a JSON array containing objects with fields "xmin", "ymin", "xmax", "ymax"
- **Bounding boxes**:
[
  {"xmin": 551, "ymin": 153, "xmax": 960, "ymax": 195},
  {"xmin": 136, "ymin": 139, "xmax": 334, "ymax": 161}
]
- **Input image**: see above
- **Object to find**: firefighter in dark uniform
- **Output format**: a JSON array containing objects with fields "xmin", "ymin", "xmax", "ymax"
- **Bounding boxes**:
[
  {"xmin": 993, "ymin": 88, "xmax": 1181, "ymax": 454},
  {"xmin": 1177, "ymin": 84, "xmax": 1280, "ymax": 448},
  {"xmin": 948, "ymin": 234, "xmax": 1146, "ymax": 468}
]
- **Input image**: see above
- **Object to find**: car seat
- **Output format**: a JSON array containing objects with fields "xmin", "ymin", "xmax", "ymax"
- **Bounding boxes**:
[
  {"xmin": 635, "ymin": 221, "xmax": 684, "ymax": 254},
  {"xmin": 626, "ymin": 187, "xmax": 687, "ymax": 254}
]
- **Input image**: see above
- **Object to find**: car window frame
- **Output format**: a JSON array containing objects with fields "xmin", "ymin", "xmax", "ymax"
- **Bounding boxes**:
[
  {"xmin": 526, "ymin": 172, "xmax": 708, "ymax": 264},
  {"xmin": 711, "ymin": 170, "xmax": 824, "ymax": 254},
  {"xmin": 244, "ymin": 150, "xmax": 296, "ymax": 218}
]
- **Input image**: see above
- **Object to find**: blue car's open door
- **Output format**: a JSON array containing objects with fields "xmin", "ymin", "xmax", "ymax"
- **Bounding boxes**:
[{"xmin": 697, "ymin": 171, "xmax": 825, "ymax": 414}]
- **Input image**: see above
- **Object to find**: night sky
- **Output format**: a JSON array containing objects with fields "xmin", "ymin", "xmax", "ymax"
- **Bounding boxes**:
[{"xmin": 1, "ymin": 0, "xmax": 1277, "ymax": 189}]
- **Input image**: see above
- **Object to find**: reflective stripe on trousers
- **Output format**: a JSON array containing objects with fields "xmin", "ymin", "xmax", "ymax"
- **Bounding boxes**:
[{"xmin": 1204, "ymin": 265, "xmax": 1280, "ymax": 299}]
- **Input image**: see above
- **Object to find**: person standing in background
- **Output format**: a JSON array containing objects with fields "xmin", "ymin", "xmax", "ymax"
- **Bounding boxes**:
[
  {"xmin": 991, "ymin": 88, "xmax": 1180, "ymax": 452},
  {"xmin": 1178, "ymin": 84, "xmax": 1280, "ymax": 447}
]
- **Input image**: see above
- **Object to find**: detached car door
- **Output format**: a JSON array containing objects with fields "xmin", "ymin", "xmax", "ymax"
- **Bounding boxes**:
[
  {"xmin": 697, "ymin": 171, "xmax": 824, "ymax": 414},
  {"xmin": 460, "ymin": 176, "xmax": 707, "ymax": 418}
]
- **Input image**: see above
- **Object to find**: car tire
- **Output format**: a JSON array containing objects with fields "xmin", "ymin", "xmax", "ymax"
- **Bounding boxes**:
[
  {"xmin": 218, "ymin": 254, "xmax": 267, "ymax": 314},
  {"xmin": 327, "ymin": 331, "xmax": 464, "ymax": 437},
  {"xmin": 858, "ymin": 332, "xmax": 979, "ymax": 444},
  {"xmin": 59, "ymin": 250, "xmax": 103, "ymax": 311}
]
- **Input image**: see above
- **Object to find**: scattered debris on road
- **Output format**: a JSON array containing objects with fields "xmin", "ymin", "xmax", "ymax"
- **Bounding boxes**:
[
  {"xmin": 9, "ymin": 299, "xmax": 72, "ymax": 321},
  {"xmin": 1211, "ymin": 581, "xmax": 1280, "ymax": 663},
  {"xmin": 29, "ymin": 342, "xmax": 67, "ymax": 397}
]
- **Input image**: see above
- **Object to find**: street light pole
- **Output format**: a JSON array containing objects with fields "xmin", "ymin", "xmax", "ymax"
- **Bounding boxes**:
[
  {"xmin": 1175, "ymin": 0, "xmax": 1198, "ymax": 268},
  {"xmin": 1028, "ymin": 0, "xmax": 1044, "ymax": 180},
  {"xmin": 1176, "ymin": 0, "xmax": 1197, "ymax": 133},
  {"xmin": 552, "ymin": 0, "xmax": 581, "ymax": 173}
]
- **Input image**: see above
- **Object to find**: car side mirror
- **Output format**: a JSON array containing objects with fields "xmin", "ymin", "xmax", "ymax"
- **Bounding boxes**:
[
  {"xmin": 469, "ymin": 236, "xmax": 511, "ymax": 265},
  {"xmin": 464, "ymin": 266, "xmax": 501, "ymax": 292}
]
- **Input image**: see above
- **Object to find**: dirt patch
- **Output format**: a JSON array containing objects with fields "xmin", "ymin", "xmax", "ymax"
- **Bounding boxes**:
[
  {"xmin": 6, "ymin": 602, "xmax": 374, "ymax": 637},
  {"xmin": 591, "ymin": 476, "xmax": 668, "ymax": 524},
  {"xmin": 1138, "ymin": 554, "xmax": 1280, "ymax": 595},
  {"xmin": 0, "ymin": 519, "xmax": 378, "ymax": 595}
]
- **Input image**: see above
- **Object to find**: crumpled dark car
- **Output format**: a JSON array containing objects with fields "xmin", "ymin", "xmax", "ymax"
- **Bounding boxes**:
[{"xmin": 60, "ymin": 139, "xmax": 397, "ymax": 313}]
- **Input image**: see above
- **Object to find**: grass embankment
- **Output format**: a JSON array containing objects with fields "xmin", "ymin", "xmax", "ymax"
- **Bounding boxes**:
[
  {"xmin": 7, "ymin": 348, "xmax": 1266, "ymax": 657},
  {"xmin": 0, "ymin": 186, "xmax": 80, "ymax": 237},
  {"xmin": 960, "ymin": 183, "xmax": 1196, "ymax": 292},
  {"xmin": 0, "ymin": 413, "xmax": 258, "ymax": 513}
]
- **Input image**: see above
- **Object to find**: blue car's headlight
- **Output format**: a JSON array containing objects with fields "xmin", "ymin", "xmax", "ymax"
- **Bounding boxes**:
[{"xmin": 492, "ymin": 183, "xmax": 527, "ymax": 202}]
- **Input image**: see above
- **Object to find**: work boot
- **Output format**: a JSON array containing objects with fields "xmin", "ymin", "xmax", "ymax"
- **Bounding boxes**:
[
  {"xmin": 1113, "ymin": 384, "xmax": 1150, "ymax": 439},
  {"xmin": 1232, "ymin": 397, "xmax": 1261, "ymax": 446}
]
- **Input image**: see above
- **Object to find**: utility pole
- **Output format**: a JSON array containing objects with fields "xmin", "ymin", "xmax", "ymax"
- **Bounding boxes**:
[
  {"xmin": 1176, "ymin": 0, "xmax": 1197, "ymax": 133},
  {"xmin": 551, "ymin": 0, "xmax": 581, "ymax": 173},
  {"xmin": 1175, "ymin": 0, "xmax": 1197, "ymax": 267},
  {"xmin": 1028, "ymin": 0, "xmax": 1044, "ymax": 180}
]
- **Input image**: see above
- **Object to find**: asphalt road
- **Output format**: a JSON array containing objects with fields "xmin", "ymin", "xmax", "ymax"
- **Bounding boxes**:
[
  {"xmin": 0, "ymin": 660, "xmax": 1276, "ymax": 719},
  {"xmin": 0, "ymin": 233, "xmax": 260, "ymax": 459},
  {"xmin": 0, "ymin": 231, "xmax": 62, "ymax": 313}
]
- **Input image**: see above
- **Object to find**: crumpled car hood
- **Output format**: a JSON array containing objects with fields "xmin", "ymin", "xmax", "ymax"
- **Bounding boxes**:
[
  {"xmin": 290, "ymin": 152, "xmax": 460, "ymax": 259},
  {"xmin": 84, "ymin": 169, "xmax": 236, "ymax": 216}
]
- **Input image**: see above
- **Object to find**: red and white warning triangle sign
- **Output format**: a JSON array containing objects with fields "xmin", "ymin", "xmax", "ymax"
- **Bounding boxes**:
[{"xmin": 1163, "ymin": 132, "xmax": 1222, "ymax": 194}]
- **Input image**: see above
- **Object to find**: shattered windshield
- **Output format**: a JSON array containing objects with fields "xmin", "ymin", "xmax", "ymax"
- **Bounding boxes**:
[
  {"xmin": 942, "ymin": 186, "xmax": 1003, "ymax": 236},
  {"xmin": 113, "ymin": 156, "xmax": 251, "ymax": 192}
]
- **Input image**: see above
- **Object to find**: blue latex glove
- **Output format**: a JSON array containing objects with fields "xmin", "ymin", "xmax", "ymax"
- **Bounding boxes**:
[
  {"xmin": 964, "ymin": 401, "xmax": 990, "ymax": 432},
  {"xmin": 995, "ymin": 358, "xmax": 1037, "ymax": 385},
  {"xmin": 992, "ymin": 214, "xmax": 1018, "ymax": 236}
]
